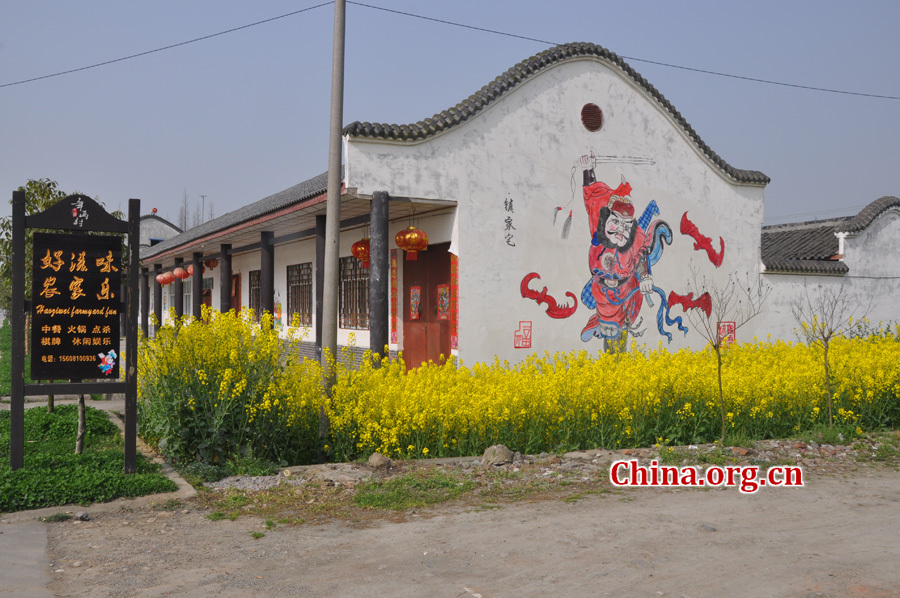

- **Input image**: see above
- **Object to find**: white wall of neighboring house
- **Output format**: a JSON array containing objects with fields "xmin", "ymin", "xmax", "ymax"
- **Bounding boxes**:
[{"xmin": 763, "ymin": 208, "xmax": 900, "ymax": 342}]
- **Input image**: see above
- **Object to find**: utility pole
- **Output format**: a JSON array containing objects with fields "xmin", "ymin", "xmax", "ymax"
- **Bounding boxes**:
[
  {"xmin": 321, "ymin": 0, "xmax": 346, "ymax": 381},
  {"xmin": 200, "ymin": 195, "xmax": 206, "ymax": 225}
]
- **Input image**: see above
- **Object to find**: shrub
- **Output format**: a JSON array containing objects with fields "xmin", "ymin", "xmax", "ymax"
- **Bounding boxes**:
[{"xmin": 138, "ymin": 307, "xmax": 324, "ymax": 466}]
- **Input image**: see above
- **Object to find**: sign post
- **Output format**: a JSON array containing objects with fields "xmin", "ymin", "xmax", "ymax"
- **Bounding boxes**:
[{"xmin": 9, "ymin": 192, "xmax": 140, "ymax": 473}]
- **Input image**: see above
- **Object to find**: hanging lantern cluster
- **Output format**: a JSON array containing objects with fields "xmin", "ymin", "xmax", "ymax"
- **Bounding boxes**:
[
  {"xmin": 351, "ymin": 238, "xmax": 371, "ymax": 268},
  {"xmin": 395, "ymin": 226, "xmax": 429, "ymax": 260}
]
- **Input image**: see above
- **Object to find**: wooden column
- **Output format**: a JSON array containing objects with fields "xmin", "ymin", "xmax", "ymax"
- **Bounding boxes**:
[
  {"xmin": 219, "ymin": 244, "xmax": 232, "ymax": 313},
  {"xmin": 315, "ymin": 215, "xmax": 326, "ymax": 358},
  {"xmin": 9, "ymin": 191, "xmax": 25, "ymax": 470},
  {"xmin": 260, "ymin": 231, "xmax": 274, "ymax": 326},
  {"xmin": 192, "ymin": 252, "xmax": 203, "ymax": 318},
  {"xmin": 140, "ymin": 267, "xmax": 150, "ymax": 338},
  {"xmin": 153, "ymin": 263, "xmax": 162, "ymax": 335},
  {"xmin": 369, "ymin": 191, "xmax": 389, "ymax": 358},
  {"xmin": 172, "ymin": 257, "xmax": 184, "ymax": 318}
]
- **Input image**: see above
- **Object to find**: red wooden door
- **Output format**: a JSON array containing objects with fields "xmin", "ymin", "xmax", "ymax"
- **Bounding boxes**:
[
  {"xmin": 402, "ymin": 242, "xmax": 451, "ymax": 369},
  {"xmin": 231, "ymin": 274, "xmax": 241, "ymax": 313}
]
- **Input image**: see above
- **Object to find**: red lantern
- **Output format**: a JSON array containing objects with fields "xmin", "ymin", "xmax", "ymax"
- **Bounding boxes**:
[
  {"xmin": 351, "ymin": 238, "xmax": 371, "ymax": 268},
  {"xmin": 204, "ymin": 258, "xmax": 218, "ymax": 270},
  {"xmin": 395, "ymin": 226, "xmax": 429, "ymax": 261},
  {"xmin": 187, "ymin": 264, "xmax": 193, "ymax": 276},
  {"xmin": 155, "ymin": 273, "xmax": 165, "ymax": 285},
  {"xmin": 173, "ymin": 267, "xmax": 189, "ymax": 280},
  {"xmin": 161, "ymin": 271, "xmax": 175, "ymax": 285}
]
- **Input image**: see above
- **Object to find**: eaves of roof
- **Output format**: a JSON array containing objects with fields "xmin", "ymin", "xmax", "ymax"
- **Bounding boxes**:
[
  {"xmin": 140, "ymin": 171, "xmax": 329, "ymax": 260},
  {"xmin": 763, "ymin": 259, "xmax": 849, "ymax": 275},
  {"xmin": 343, "ymin": 42, "xmax": 769, "ymax": 186}
]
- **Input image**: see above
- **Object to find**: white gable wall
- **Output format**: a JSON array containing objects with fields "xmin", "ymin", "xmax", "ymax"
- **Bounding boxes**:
[{"xmin": 348, "ymin": 56, "xmax": 766, "ymax": 364}]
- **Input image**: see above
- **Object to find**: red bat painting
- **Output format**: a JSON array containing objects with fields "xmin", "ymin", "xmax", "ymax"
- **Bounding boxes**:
[
  {"xmin": 680, "ymin": 212, "xmax": 724, "ymax": 268},
  {"xmin": 520, "ymin": 273, "xmax": 578, "ymax": 319},
  {"xmin": 668, "ymin": 291, "xmax": 712, "ymax": 318}
]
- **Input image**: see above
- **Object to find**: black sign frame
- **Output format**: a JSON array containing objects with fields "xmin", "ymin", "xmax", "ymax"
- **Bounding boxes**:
[{"xmin": 9, "ymin": 192, "xmax": 140, "ymax": 473}]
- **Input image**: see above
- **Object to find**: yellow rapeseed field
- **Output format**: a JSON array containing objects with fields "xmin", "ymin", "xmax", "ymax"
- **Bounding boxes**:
[{"xmin": 138, "ymin": 309, "xmax": 900, "ymax": 465}]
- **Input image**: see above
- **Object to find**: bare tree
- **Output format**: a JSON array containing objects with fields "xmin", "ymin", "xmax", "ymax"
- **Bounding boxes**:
[
  {"xmin": 684, "ymin": 266, "xmax": 771, "ymax": 444},
  {"xmin": 791, "ymin": 284, "xmax": 870, "ymax": 429},
  {"xmin": 178, "ymin": 189, "xmax": 190, "ymax": 230}
]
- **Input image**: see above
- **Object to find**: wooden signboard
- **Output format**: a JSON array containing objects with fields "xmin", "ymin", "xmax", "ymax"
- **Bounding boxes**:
[{"xmin": 9, "ymin": 192, "xmax": 139, "ymax": 473}]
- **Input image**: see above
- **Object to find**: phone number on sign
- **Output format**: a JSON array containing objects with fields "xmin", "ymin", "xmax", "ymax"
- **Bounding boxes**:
[{"xmin": 58, "ymin": 355, "xmax": 98, "ymax": 362}]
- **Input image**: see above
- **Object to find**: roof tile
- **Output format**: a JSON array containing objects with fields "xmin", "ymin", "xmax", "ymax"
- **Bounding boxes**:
[{"xmin": 344, "ymin": 42, "xmax": 769, "ymax": 186}]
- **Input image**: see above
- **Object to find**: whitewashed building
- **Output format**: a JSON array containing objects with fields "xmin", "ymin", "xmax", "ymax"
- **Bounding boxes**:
[{"xmin": 139, "ymin": 42, "xmax": 897, "ymax": 366}]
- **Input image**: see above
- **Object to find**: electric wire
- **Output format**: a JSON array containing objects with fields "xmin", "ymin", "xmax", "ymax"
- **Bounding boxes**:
[
  {"xmin": 2, "ymin": 0, "xmax": 898, "ymax": 102},
  {"xmin": 347, "ymin": 1, "xmax": 900, "ymax": 101},
  {"xmin": 763, "ymin": 204, "xmax": 871, "ymax": 225},
  {"xmin": 0, "ymin": 3, "xmax": 332, "ymax": 89}
]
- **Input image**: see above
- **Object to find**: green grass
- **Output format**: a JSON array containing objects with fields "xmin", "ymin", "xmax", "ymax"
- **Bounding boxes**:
[
  {"xmin": 354, "ymin": 470, "xmax": 474, "ymax": 510},
  {"xmin": 0, "ymin": 318, "xmax": 40, "ymax": 396},
  {"xmin": 39, "ymin": 512, "xmax": 72, "ymax": 522},
  {"xmin": 0, "ymin": 404, "xmax": 177, "ymax": 513},
  {"xmin": 0, "ymin": 318, "xmax": 13, "ymax": 396}
]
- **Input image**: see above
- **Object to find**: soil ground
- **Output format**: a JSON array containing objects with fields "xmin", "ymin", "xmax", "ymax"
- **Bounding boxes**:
[
  {"xmin": 11, "ymin": 450, "xmax": 900, "ymax": 597},
  {"xmin": 2, "ymin": 395, "xmax": 899, "ymax": 597}
]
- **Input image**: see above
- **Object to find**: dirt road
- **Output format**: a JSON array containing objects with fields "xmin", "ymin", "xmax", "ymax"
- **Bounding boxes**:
[{"xmin": 37, "ymin": 465, "xmax": 900, "ymax": 598}]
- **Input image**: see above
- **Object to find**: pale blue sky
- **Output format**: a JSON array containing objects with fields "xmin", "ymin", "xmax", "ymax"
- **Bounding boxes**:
[{"xmin": 2, "ymin": 1, "xmax": 898, "ymax": 227}]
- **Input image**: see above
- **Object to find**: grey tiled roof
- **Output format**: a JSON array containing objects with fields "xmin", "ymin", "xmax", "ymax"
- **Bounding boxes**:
[
  {"xmin": 140, "ymin": 213, "xmax": 182, "ymax": 233},
  {"xmin": 762, "ymin": 217, "xmax": 849, "ymax": 263},
  {"xmin": 843, "ymin": 196, "xmax": 900, "ymax": 233},
  {"xmin": 141, "ymin": 171, "xmax": 329, "ymax": 260},
  {"xmin": 344, "ymin": 42, "xmax": 770, "ymax": 186},
  {"xmin": 761, "ymin": 196, "xmax": 900, "ymax": 275},
  {"xmin": 762, "ymin": 258, "xmax": 849, "ymax": 275}
]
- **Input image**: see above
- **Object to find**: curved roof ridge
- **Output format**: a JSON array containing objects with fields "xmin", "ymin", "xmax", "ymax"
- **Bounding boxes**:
[
  {"xmin": 842, "ymin": 195, "xmax": 900, "ymax": 233},
  {"xmin": 140, "ymin": 212, "xmax": 182, "ymax": 233},
  {"xmin": 344, "ymin": 42, "xmax": 769, "ymax": 185}
]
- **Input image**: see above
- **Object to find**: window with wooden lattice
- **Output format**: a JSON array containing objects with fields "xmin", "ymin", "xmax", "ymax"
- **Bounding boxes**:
[
  {"xmin": 287, "ymin": 262, "xmax": 312, "ymax": 326},
  {"xmin": 339, "ymin": 256, "xmax": 368, "ymax": 329},
  {"xmin": 249, "ymin": 270, "xmax": 261, "ymax": 321}
]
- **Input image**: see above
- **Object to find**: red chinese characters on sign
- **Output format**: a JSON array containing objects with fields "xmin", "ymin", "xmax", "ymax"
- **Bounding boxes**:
[
  {"xmin": 514, "ymin": 321, "xmax": 533, "ymax": 349},
  {"xmin": 437, "ymin": 284, "xmax": 450, "ymax": 320},
  {"xmin": 717, "ymin": 321, "xmax": 736, "ymax": 346},
  {"xmin": 450, "ymin": 254, "xmax": 459, "ymax": 350},
  {"xmin": 410, "ymin": 286, "xmax": 421, "ymax": 321},
  {"xmin": 390, "ymin": 250, "xmax": 398, "ymax": 343}
]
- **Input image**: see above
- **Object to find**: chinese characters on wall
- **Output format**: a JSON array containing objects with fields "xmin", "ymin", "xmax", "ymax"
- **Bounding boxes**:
[{"xmin": 503, "ymin": 194, "xmax": 516, "ymax": 247}]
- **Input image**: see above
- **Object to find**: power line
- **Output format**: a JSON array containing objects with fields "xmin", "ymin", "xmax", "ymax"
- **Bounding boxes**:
[
  {"xmin": 3, "ymin": 0, "xmax": 900, "ymax": 102},
  {"xmin": 349, "ymin": 1, "xmax": 900, "ymax": 101},
  {"xmin": 0, "ymin": 2, "xmax": 333, "ymax": 89},
  {"xmin": 763, "ymin": 204, "xmax": 869, "ymax": 225}
]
